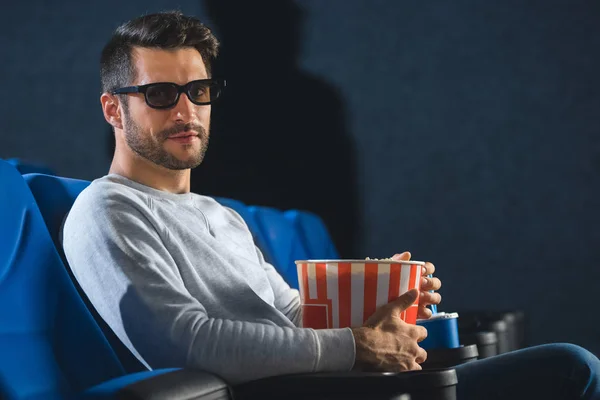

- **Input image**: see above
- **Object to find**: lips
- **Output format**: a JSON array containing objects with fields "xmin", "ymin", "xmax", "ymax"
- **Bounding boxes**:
[
  {"xmin": 167, "ymin": 133, "xmax": 199, "ymax": 144},
  {"xmin": 169, "ymin": 131, "xmax": 199, "ymax": 139}
]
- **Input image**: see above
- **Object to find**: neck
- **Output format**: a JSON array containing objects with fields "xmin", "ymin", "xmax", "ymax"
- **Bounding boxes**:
[{"xmin": 109, "ymin": 144, "xmax": 191, "ymax": 194}]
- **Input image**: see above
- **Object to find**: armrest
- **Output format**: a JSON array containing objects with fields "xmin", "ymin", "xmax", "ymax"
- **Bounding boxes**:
[
  {"xmin": 79, "ymin": 368, "xmax": 231, "ymax": 400},
  {"xmin": 421, "ymin": 344, "xmax": 479, "ymax": 370},
  {"xmin": 117, "ymin": 369, "xmax": 231, "ymax": 400},
  {"xmin": 233, "ymin": 368, "xmax": 458, "ymax": 400}
]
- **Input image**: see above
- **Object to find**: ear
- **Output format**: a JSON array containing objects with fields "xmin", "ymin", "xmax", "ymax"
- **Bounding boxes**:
[{"xmin": 100, "ymin": 93, "xmax": 124, "ymax": 130}]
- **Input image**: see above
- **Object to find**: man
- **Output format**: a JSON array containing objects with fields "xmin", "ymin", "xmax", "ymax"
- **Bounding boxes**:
[{"xmin": 63, "ymin": 11, "xmax": 600, "ymax": 399}]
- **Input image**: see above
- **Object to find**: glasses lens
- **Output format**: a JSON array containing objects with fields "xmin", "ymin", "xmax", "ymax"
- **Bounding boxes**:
[
  {"xmin": 146, "ymin": 84, "xmax": 179, "ymax": 108},
  {"xmin": 188, "ymin": 80, "xmax": 221, "ymax": 105}
]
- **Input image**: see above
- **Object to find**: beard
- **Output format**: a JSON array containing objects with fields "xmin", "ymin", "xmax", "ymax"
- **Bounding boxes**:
[{"xmin": 122, "ymin": 110, "xmax": 210, "ymax": 170}]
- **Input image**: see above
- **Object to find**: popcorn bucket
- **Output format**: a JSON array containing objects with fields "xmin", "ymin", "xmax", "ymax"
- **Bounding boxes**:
[{"xmin": 295, "ymin": 259, "xmax": 424, "ymax": 329}]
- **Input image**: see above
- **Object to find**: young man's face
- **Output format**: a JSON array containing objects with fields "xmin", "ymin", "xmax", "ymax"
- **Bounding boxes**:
[{"xmin": 120, "ymin": 47, "xmax": 211, "ymax": 170}]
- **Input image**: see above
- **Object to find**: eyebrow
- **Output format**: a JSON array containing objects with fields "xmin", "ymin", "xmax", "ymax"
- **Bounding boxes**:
[{"xmin": 137, "ymin": 77, "xmax": 209, "ymax": 85}]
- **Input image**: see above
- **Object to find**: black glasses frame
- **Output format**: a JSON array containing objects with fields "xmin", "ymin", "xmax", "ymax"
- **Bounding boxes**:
[{"xmin": 111, "ymin": 78, "xmax": 226, "ymax": 109}]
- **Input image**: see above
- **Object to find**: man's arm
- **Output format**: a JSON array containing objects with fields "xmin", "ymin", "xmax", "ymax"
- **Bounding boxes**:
[
  {"xmin": 255, "ymin": 246, "xmax": 302, "ymax": 326},
  {"xmin": 219, "ymin": 204, "xmax": 302, "ymax": 326},
  {"xmin": 63, "ymin": 189, "xmax": 354, "ymax": 384}
]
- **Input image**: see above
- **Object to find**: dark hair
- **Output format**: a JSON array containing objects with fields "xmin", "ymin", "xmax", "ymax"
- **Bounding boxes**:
[{"xmin": 100, "ymin": 11, "xmax": 219, "ymax": 93}]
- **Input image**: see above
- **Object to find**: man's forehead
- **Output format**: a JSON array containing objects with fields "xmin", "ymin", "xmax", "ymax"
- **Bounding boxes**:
[{"xmin": 131, "ymin": 47, "xmax": 208, "ymax": 85}]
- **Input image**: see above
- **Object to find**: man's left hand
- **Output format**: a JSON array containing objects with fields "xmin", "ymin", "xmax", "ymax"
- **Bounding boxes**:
[{"xmin": 392, "ymin": 252, "xmax": 442, "ymax": 320}]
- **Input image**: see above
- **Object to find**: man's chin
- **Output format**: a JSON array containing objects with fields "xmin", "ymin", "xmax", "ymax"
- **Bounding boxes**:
[{"xmin": 162, "ymin": 155, "xmax": 204, "ymax": 170}]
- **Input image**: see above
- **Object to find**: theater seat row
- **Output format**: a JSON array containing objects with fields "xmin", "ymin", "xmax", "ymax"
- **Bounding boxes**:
[
  {"xmin": 1, "ymin": 159, "xmax": 459, "ymax": 399},
  {"xmin": 2, "ymin": 158, "xmax": 525, "ymax": 358}
]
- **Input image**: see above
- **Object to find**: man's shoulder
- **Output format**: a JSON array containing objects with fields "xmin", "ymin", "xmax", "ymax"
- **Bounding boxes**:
[
  {"xmin": 67, "ymin": 175, "xmax": 151, "ymax": 224},
  {"xmin": 78, "ymin": 175, "xmax": 149, "ymax": 206}
]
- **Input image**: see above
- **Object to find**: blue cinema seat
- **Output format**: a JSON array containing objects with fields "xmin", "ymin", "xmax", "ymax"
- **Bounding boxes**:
[
  {"xmin": 284, "ymin": 210, "xmax": 340, "ymax": 261},
  {"xmin": 5, "ymin": 157, "xmax": 55, "ymax": 175},
  {"xmin": 24, "ymin": 173, "xmax": 156, "ymax": 374},
  {"xmin": 0, "ymin": 162, "xmax": 230, "ymax": 400},
  {"xmin": 23, "ymin": 174, "xmax": 91, "ymax": 253}
]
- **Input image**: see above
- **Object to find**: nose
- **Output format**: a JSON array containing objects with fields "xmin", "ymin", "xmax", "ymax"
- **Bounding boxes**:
[{"xmin": 171, "ymin": 92, "xmax": 197, "ymax": 123}]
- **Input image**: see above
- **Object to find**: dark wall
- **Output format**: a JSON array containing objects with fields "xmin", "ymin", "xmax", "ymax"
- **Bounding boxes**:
[
  {"xmin": 1, "ymin": 1, "xmax": 599, "ymax": 354},
  {"xmin": 191, "ymin": 1, "xmax": 359, "ymax": 258},
  {"xmin": 295, "ymin": 0, "xmax": 600, "ymax": 354}
]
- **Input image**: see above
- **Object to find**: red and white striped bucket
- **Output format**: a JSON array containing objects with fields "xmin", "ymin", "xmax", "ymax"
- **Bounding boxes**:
[{"xmin": 295, "ymin": 259, "xmax": 424, "ymax": 329}]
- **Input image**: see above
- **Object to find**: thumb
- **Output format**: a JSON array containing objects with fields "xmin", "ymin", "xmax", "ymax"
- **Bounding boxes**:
[
  {"xmin": 391, "ymin": 251, "xmax": 411, "ymax": 261},
  {"xmin": 388, "ymin": 289, "xmax": 419, "ymax": 312}
]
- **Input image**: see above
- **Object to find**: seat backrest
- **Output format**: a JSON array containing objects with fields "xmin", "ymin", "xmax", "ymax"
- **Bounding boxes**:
[
  {"xmin": 0, "ymin": 161, "xmax": 125, "ymax": 400},
  {"xmin": 23, "ymin": 173, "xmax": 148, "ymax": 375},
  {"xmin": 5, "ymin": 158, "xmax": 55, "ymax": 176},
  {"xmin": 23, "ymin": 174, "xmax": 91, "ymax": 252},
  {"xmin": 248, "ymin": 206, "xmax": 310, "ymax": 289},
  {"xmin": 284, "ymin": 210, "xmax": 340, "ymax": 261}
]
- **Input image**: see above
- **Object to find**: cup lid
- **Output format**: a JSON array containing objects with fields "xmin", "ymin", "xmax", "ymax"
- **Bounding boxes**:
[
  {"xmin": 417, "ymin": 312, "xmax": 459, "ymax": 323},
  {"xmin": 295, "ymin": 259, "xmax": 426, "ymax": 266}
]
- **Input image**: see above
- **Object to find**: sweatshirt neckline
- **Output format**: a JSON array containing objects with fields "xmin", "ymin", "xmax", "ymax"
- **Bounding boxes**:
[{"xmin": 104, "ymin": 174, "xmax": 194, "ymax": 204}]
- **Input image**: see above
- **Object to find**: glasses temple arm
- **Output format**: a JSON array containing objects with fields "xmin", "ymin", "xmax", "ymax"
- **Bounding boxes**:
[{"xmin": 111, "ymin": 86, "xmax": 141, "ymax": 94}]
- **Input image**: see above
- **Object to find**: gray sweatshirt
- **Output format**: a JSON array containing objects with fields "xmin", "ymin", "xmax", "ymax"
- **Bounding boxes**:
[{"xmin": 62, "ymin": 174, "xmax": 355, "ymax": 384}]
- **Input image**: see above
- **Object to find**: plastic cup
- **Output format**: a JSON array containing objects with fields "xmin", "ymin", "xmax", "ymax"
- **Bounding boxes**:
[
  {"xmin": 417, "ymin": 312, "xmax": 460, "ymax": 349},
  {"xmin": 295, "ymin": 259, "xmax": 424, "ymax": 329}
]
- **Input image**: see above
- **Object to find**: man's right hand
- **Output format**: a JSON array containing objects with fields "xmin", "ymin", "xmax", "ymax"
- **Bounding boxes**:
[{"xmin": 351, "ymin": 289, "xmax": 428, "ymax": 372}]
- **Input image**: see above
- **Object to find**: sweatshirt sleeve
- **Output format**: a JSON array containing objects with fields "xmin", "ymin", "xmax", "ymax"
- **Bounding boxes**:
[
  {"xmin": 63, "ymin": 186, "xmax": 355, "ymax": 384},
  {"xmin": 255, "ymin": 246, "xmax": 303, "ymax": 327}
]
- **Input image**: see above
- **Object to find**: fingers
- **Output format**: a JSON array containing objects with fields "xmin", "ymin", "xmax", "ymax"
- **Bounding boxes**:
[
  {"xmin": 415, "ymin": 347, "xmax": 428, "ymax": 364},
  {"xmin": 390, "ymin": 359, "xmax": 424, "ymax": 372},
  {"xmin": 392, "ymin": 252, "xmax": 411, "ymax": 261},
  {"xmin": 417, "ymin": 306, "xmax": 433, "ymax": 320},
  {"xmin": 422, "ymin": 262, "xmax": 435, "ymax": 276},
  {"xmin": 364, "ymin": 289, "xmax": 419, "ymax": 326},
  {"xmin": 417, "ymin": 291, "xmax": 442, "ymax": 319},
  {"xmin": 404, "ymin": 343, "xmax": 427, "ymax": 371},
  {"xmin": 420, "ymin": 291, "xmax": 442, "ymax": 305},
  {"xmin": 420, "ymin": 276, "xmax": 442, "ymax": 291},
  {"xmin": 411, "ymin": 325, "xmax": 428, "ymax": 342},
  {"xmin": 353, "ymin": 324, "xmax": 427, "ymax": 373},
  {"xmin": 387, "ymin": 288, "xmax": 419, "ymax": 312}
]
